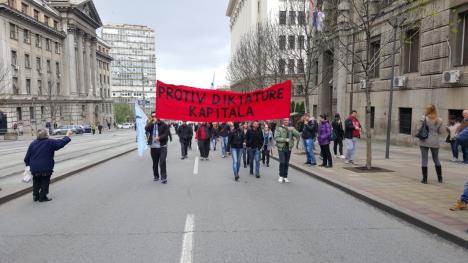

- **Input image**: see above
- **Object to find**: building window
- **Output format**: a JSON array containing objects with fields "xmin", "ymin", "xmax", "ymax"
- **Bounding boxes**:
[
  {"xmin": 279, "ymin": 59, "xmax": 286, "ymax": 74},
  {"xmin": 402, "ymin": 29, "xmax": 419, "ymax": 73},
  {"xmin": 298, "ymin": 35, "xmax": 305, "ymax": 50},
  {"xmin": 16, "ymin": 107, "xmax": 22, "ymax": 121},
  {"xmin": 29, "ymin": 107, "xmax": 35, "ymax": 120},
  {"xmin": 55, "ymin": 42, "xmax": 61, "ymax": 54},
  {"xmin": 53, "ymin": 20, "xmax": 59, "ymax": 30},
  {"xmin": 38, "ymin": 80, "xmax": 42, "ymax": 95},
  {"xmin": 448, "ymin": 109, "xmax": 463, "ymax": 122},
  {"xmin": 36, "ymin": 57, "xmax": 42, "ymax": 73},
  {"xmin": 288, "ymin": 35, "xmax": 295, "ymax": 50},
  {"xmin": 399, "ymin": 107, "xmax": 412, "ymax": 134},
  {"xmin": 56, "ymin": 82, "xmax": 60, "ymax": 95},
  {"xmin": 456, "ymin": 12, "xmax": 468, "ymax": 65},
  {"xmin": 297, "ymin": 59, "xmax": 304, "ymax": 74},
  {"xmin": 279, "ymin": 11, "xmax": 286, "ymax": 25},
  {"xmin": 288, "ymin": 59, "xmax": 295, "ymax": 74},
  {"xmin": 369, "ymin": 37, "xmax": 381, "ymax": 78},
  {"xmin": 11, "ymin": 50, "xmax": 17, "ymax": 66},
  {"xmin": 12, "ymin": 77, "xmax": 18, "ymax": 94},
  {"xmin": 314, "ymin": 60, "xmax": 319, "ymax": 85},
  {"xmin": 25, "ymin": 54, "xmax": 30, "ymax": 68},
  {"xmin": 26, "ymin": 79, "xmax": 31, "ymax": 95},
  {"xmin": 35, "ymin": 34, "xmax": 42, "ymax": 48},
  {"xmin": 296, "ymin": 85, "xmax": 304, "ymax": 95},
  {"xmin": 56, "ymin": 62, "xmax": 60, "ymax": 78},
  {"xmin": 289, "ymin": 11, "xmax": 296, "ymax": 25},
  {"xmin": 298, "ymin": 11, "xmax": 306, "ymax": 25},
  {"xmin": 47, "ymin": 81, "xmax": 52, "ymax": 95},
  {"xmin": 10, "ymin": 23, "xmax": 18, "ymax": 39},
  {"xmin": 46, "ymin": 39, "xmax": 51, "ymax": 51},
  {"xmin": 313, "ymin": 105, "xmax": 318, "ymax": 118},
  {"xmin": 23, "ymin": 29, "xmax": 31, "ymax": 44},
  {"xmin": 33, "ymin": 9, "xmax": 39, "ymax": 20},
  {"xmin": 41, "ymin": 106, "xmax": 45, "ymax": 117},
  {"xmin": 279, "ymin": 35, "xmax": 286, "ymax": 50},
  {"xmin": 7, "ymin": 0, "xmax": 16, "ymax": 8},
  {"xmin": 43, "ymin": 15, "xmax": 49, "ymax": 26},
  {"xmin": 370, "ymin": 106, "xmax": 375, "ymax": 129},
  {"xmin": 46, "ymin": 60, "xmax": 51, "ymax": 73},
  {"xmin": 21, "ymin": 3, "xmax": 28, "ymax": 15}
]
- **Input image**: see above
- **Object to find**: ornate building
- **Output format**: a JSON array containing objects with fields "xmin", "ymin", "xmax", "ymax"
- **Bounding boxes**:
[{"xmin": 0, "ymin": 0, "xmax": 113, "ymax": 135}]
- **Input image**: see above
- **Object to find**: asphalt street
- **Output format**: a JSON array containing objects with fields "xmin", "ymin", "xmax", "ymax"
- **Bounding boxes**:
[{"xmin": 0, "ymin": 137, "xmax": 467, "ymax": 263}]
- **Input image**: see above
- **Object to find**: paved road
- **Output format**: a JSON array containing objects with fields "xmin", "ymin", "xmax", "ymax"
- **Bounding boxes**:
[{"xmin": 0, "ymin": 139, "xmax": 467, "ymax": 263}]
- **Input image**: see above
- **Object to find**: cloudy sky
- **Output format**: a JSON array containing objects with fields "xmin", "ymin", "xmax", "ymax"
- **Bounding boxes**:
[{"xmin": 94, "ymin": 0, "xmax": 231, "ymax": 88}]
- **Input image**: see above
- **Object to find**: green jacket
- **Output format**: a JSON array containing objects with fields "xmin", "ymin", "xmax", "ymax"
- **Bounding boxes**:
[{"xmin": 274, "ymin": 125, "xmax": 301, "ymax": 151}]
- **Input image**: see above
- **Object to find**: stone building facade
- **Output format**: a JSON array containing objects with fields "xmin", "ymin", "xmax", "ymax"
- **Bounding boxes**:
[{"xmin": 0, "ymin": 0, "xmax": 113, "ymax": 135}]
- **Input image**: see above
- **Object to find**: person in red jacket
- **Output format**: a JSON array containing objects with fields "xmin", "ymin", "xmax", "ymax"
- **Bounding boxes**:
[
  {"xmin": 196, "ymin": 122, "xmax": 212, "ymax": 160},
  {"xmin": 344, "ymin": 110, "xmax": 361, "ymax": 164}
]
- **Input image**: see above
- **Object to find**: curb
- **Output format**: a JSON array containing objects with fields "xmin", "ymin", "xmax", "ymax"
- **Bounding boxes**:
[
  {"xmin": 272, "ymin": 156, "xmax": 468, "ymax": 249},
  {"xmin": 0, "ymin": 147, "xmax": 136, "ymax": 206}
]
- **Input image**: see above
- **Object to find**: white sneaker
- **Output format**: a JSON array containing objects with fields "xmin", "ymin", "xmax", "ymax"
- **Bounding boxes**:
[
  {"xmin": 344, "ymin": 160, "xmax": 350, "ymax": 164},
  {"xmin": 451, "ymin": 158, "xmax": 458, "ymax": 162},
  {"xmin": 283, "ymin": 178, "xmax": 290, "ymax": 183},
  {"xmin": 340, "ymin": 155, "xmax": 345, "ymax": 159},
  {"xmin": 278, "ymin": 177, "xmax": 283, "ymax": 183}
]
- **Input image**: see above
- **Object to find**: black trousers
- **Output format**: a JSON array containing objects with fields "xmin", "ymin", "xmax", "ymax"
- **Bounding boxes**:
[
  {"xmin": 333, "ymin": 139, "xmax": 343, "ymax": 155},
  {"xmin": 180, "ymin": 139, "xmax": 189, "ymax": 157},
  {"xmin": 198, "ymin": 139, "xmax": 210, "ymax": 158},
  {"xmin": 320, "ymin": 144, "xmax": 333, "ymax": 166},
  {"xmin": 262, "ymin": 146, "xmax": 270, "ymax": 165},
  {"xmin": 150, "ymin": 147, "xmax": 167, "ymax": 180},
  {"xmin": 32, "ymin": 172, "xmax": 52, "ymax": 199},
  {"xmin": 278, "ymin": 149, "xmax": 291, "ymax": 178}
]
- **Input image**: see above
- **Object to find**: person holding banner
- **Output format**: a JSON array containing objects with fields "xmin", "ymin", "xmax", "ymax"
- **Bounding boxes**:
[
  {"xmin": 196, "ymin": 122, "xmax": 211, "ymax": 161},
  {"xmin": 246, "ymin": 121, "xmax": 263, "ymax": 178},
  {"xmin": 228, "ymin": 123, "xmax": 245, "ymax": 181},
  {"xmin": 176, "ymin": 121, "xmax": 193, "ymax": 160},
  {"xmin": 275, "ymin": 118, "xmax": 301, "ymax": 183},
  {"xmin": 145, "ymin": 114, "xmax": 170, "ymax": 184}
]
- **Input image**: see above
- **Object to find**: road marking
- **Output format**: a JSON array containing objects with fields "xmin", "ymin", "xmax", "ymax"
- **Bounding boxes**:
[
  {"xmin": 193, "ymin": 157, "xmax": 199, "ymax": 175},
  {"xmin": 180, "ymin": 214, "xmax": 195, "ymax": 263}
]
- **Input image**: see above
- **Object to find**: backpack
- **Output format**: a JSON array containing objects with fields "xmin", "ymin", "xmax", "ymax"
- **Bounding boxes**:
[{"xmin": 456, "ymin": 127, "xmax": 468, "ymax": 147}]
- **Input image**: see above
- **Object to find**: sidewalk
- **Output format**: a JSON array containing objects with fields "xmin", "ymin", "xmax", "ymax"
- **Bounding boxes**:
[{"xmin": 283, "ymin": 140, "xmax": 468, "ymax": 247}]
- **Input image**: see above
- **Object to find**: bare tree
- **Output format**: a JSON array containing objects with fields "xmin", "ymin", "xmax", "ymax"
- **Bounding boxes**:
[
  {"xmin": 0, "ymin": 61, "xmax": 11, "ymax": 96},
  {"xmin": 318, "ymin": 0, "xmax": 434, "ymax": 168}
]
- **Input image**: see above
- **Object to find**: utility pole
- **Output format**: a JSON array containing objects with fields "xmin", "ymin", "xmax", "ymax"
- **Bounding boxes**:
[{"xmin": 385, "ymin": 21, "xmax": 398, "ymax": 159}]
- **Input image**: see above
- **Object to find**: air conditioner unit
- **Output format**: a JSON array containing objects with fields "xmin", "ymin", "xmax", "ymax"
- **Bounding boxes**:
[
  {"xmin": 442, "ymin": 70, "xmax": 461, "ymax": 84},
  {"xmin": 393, "ymin": 76, "xmax": 407, "ymax": 88},
  {"xmin": 359, "ymin": 79, "xmax": 367, "ymax": 89}
]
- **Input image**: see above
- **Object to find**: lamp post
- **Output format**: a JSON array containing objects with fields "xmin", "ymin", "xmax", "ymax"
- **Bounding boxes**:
[{"xmin": 127, "ymin": 56, "xmax": 148, "ymax": 111}]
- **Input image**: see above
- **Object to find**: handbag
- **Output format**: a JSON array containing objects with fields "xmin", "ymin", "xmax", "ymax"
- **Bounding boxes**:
[
  {"xmin": 22, "ymin": 166, "xmax": 32, "ymax": 183},
  {"xmin": 445, "ymin": 134, "xmax": 451, "ymax": 143},
  {"xmin": 415, "ymin": 117, "xmax": 429, "ymax": 140}
]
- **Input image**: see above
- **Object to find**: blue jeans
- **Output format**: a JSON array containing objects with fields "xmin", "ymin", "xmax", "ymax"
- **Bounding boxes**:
[
  {"xmin": 462, "ymin": 145, "xmax": 468, "ymax": 164},
  {"xmin": 248, "ymin": 148, "xmax": 261, "ymax": 176},
  {"xmin": 461, "ymin": 180, "xmax": 468, "ymax": 203},
  {"xmin": 450, "ymin": 140, "xmax": 459, "ymax": 159},
  {"xmin": 231, "ymin": 148, "xmax": 242, "ymax": 176},
  {"xmin": 345, "ymin": 138, "xmax": 358, "ymax": 161},
  {"xmin": 211, "ymin": 137, "xmax": 217, "ymax": 150},
  {"xmin": 304, "ymin": 138, "xmax": 316, "ymax": 165},
  {"xmin": 220, "ymin": 136, "xmax": 228, "ymax": 156}
]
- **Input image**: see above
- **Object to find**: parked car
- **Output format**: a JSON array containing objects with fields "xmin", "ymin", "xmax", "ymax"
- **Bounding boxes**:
[
  {"xmin": 82, "ymin": 125, "xmax": 92, "ymax": 133},
  {"xmin": 53, "ymin": 125, "xmax": 84, "ymax": 135},
  {"xmin": 121, "ymin": 123, "xmax": 133, "ymax": 129}
]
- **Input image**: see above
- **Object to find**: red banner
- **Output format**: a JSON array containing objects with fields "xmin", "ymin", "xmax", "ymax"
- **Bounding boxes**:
[{"xmin": 155, "ymin": 80, "xmax": 291, "ymax": 122}]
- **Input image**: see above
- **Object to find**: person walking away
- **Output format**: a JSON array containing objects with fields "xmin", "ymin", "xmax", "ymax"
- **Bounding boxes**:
[
  {"xmin": 45, "ymin": 121, "xmax": 52, "ymax": 134},
  {"xmin": 457, "ymin": 109, "xmax": 468, "ymax": 164},
  {"xmin": 301, "ymin": 114, "xmax": 318, "ymax": 166},
  {"xmin": 246, "ymin": 121, "xmax": 263, "ymax": 178},
  {"xmin": 196, "ymin": 122, "xmax": 211, "ymax": 160},
  {"xmin": 344, "ymin": 110, "xmax": 361, "ymax": 164},
  {"xmin": 145, "ymin": 114, "xmax": 170, "ymax": 184},
  {"xmin": 450, "ymin": 121, "xmax": 468, "ymax": 209},
  {"xmin": 262, "ymin": 124, "xmax": 274, "ymax": 167},
  {"xmin": 24, "ymin": 129, "xmax": 72, "ymax": 202},
  {"xmin": 318, "ymin": 114, "xmax": 333, "ymax": 168},
  {"xmin": 241, "ymin": 122, "xmax": 249, "ymax": 168},
  {"xmin": 332, "ymin": 114, "xmax": 345, "ymax": 159},
  {"xmin": 275, "ymin": 118, "xmax": 301, "ymax": 183},
  {"xmin": 218, "ymin": 122, "xmax": 229, "ymax": 158},
  {"xmin": 13, "ymin": 123, "xmax": 18, "ymax": 135},
  {"xmin": 98, "ymin": 123, "xmax": 103, "ymax": 134},
  {"xmin": 177, "ymin": 121, "xmax": 193, "ymax": 159},
  {"xmin": 228, "ymin": 123, "xmax": 245, "ymax": 181},
  {"xmin": 416, "ymin": 104, "xmax": 443, "ymax": 184},
  {"xmin": 211, "ymin": 122, "xmax": 219, "ymax": 151},
  {"xmin": 91, "ymin": 123, "xmax": 96, "ymax": 135},
  {"xmin": 446, "ymin": 119, "xmax": 461, "ymax": 162}
]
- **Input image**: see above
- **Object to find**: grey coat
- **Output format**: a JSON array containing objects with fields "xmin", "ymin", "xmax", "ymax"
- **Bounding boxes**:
[{"xmin": 416, "ymin": 116, "xmax": 443, "ymax": 148}]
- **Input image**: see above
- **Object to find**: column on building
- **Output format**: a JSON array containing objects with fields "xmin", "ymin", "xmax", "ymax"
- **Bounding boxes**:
[
  {"xmin": 63, "ymin": 25, "xmax": 77, "ymax": 95},
  {"xmin": 336, "ymin": 0, "xmax": 351, "ymax": 116},
  {"xmin": 91, "ymin": 38, "xmax": 98, "ymax": 97},
  {"xmin": 77, "ymin": 31, "xmax": 85, "ymax": 96}
]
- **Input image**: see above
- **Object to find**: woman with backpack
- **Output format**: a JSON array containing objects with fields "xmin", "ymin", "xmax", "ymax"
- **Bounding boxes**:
[
  {"xmin": 317, "ymin": 114, "xmax": 333, "ymax": 168},
  {"xmin": 416, "ymin": 104, "xmax": 443, "ymax": 184}
]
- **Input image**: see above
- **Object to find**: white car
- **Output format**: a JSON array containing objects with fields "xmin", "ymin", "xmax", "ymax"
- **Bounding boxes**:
[{"xmin": 121, "ymin": 123, "xmax": 133, "ymax": 129}]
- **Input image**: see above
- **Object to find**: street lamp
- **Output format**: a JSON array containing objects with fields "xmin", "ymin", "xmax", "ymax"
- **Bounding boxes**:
[{"xmin": 127, "ymin": 56, "xmax": 148, "ymax": 109}]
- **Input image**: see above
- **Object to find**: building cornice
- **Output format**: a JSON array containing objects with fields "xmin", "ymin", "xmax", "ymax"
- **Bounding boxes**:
[
  {"xmin": 226, "ymin": 0, "xmax": 238, "ymax": 17},
  {"xmin": 0, "ymin": 5, "xmax": 67, "ymax": 39},
  {"xmin": 97, "ymin": 51, "xmax": 113, "ymax": 61}
]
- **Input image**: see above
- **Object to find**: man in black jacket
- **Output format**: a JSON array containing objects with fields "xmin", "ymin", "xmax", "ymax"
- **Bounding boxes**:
[
  {"xmin": 246, "ymin": 121, "xmax": 263, "ymax": 178},
  {"xmin": 300, "ymin": 114, "xmax": 318, "ymax": 166},
  {"xmin": 145, "ymin": 113, "xmax": 170, "ymax": 184},
  {"xmin": 177, "ymin": 121, "xmax": 193, "ymax": 160}
]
